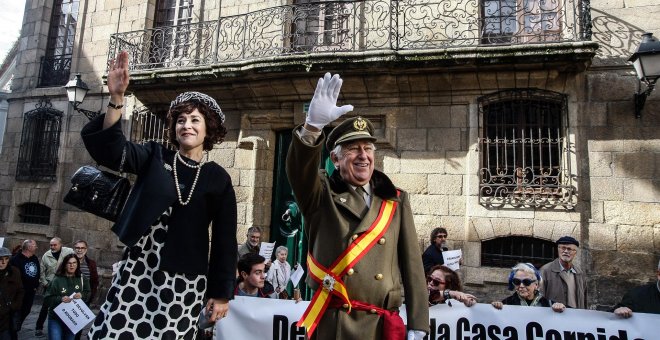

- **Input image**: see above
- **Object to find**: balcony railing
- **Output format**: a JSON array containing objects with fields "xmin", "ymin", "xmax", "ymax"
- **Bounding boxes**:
[{"xmin": 109, "ymin": 0, "xmax": 592, "ymax": 70}]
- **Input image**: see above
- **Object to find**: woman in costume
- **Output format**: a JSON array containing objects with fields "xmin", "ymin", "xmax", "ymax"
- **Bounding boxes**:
[{"xmin": 83, "ymin": 51, "xmax": 238, "ymax": 339}]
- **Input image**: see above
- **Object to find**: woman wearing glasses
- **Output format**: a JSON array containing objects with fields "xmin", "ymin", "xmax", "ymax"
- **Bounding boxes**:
[
  {"xmin": 44, "ymin": 254, "xmax": 90, "ymax": 340},
  {"xmin": 427, "ymin": 265, "xmax": 477, "ymax": 307},
  {"xmin": 491, "ymin": 263, "xmax": 565, "ymax": 312}
]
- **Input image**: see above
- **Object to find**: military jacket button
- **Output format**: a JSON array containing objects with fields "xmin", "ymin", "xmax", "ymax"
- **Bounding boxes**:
[
  {"xmin": 347, "ymin": 268, "xmax": 355, "ymax": 275},
  {"xmin": 351, "ymin": 234, "xmax": 359, "ymax": 241},
  {"xmin": 378, "ymin": 237, "xmax": 386, "ymax": 245},
  {"xmin": 375, "ymin": 273, "xmax": 383, "ymax": 280}
]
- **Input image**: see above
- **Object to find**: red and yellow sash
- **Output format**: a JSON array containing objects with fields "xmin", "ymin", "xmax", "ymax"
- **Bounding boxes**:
[{"xmin": 297, "ymin": 195, "xmax": 399, "ymax": 336}]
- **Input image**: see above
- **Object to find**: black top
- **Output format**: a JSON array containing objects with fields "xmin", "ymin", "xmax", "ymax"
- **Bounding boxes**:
[
  {"xmin": 502, "ymin": 292, "xmax": 553, "ymax": 307},
  {"xmin": 614, "ymin": 282, "xmax": 660, "ymax": 315},
  {"xmin": 9, "ymin": 253, "xmax": 40, "ymax": 291},
  {"xmin": 81, "ymin": 114, "xmax": 237, "ymax": 299},
  {"xmin": 422, "ymin": 244, "xmax": 447, "ymax": 274}
]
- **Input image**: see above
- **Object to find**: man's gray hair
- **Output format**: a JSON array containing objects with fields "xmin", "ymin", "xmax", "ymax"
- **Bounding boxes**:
[
  {"xmin": 247, "ymin": 226, "xmax": 262, "ymax": 235},
  {"xmin": 22, "ymin": 239, "xmax": 35, "ymax": 251},
  {"xmin": 331, "ymin": 142, "xmax": 377, "ymax": 161},
  {"xmin": 50, "ymin": 237, "xmax": 62, "ymax": 244}
]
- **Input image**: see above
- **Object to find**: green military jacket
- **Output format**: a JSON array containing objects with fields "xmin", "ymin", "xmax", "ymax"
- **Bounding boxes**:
[{"xmin": 286, "ymin": 128, "xmax": 429, "ymax": 339}]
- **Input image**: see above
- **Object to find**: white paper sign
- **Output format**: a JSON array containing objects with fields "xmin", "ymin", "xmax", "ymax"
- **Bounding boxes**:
[
  {"xmin": 0, "ymin": 237, "xmax": 4, "ymax": 247},
  {"xmin": 53, "ymin": 294, "xmax": 95, "ymax": 334},
  {"xmin": 259, "ymin": 242, "xmax": 276, "ymax": 260},
  {"xmin": 289, "ymin": 263, "xmax": 305, "ymax": 288},
  {"xmin": 442, "ymin": 249, "xmax": 462, "ymax": 271}
]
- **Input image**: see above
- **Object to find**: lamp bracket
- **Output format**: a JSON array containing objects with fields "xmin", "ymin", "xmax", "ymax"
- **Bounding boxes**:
[{"xmin": 72, "ymin": 102, "xmax": 102, "ymax": 120}]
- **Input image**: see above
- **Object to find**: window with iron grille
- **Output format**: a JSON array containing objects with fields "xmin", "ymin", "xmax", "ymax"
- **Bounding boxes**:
[
  {"xmin": 16, "ymin": 99, "xmax": 62, "ymax": 181},
  {"xmin": 18, "ymin": 203, "xmax": 51, "ymax": 225},
  {"xmin": 130, "ymin": 106, "xmax": 173, "ymax": 149},
  {"xmin": 481, "ymin": 0, "xmax": 561, "ymax": 44},
  {"xmin": 39, "ymin": 0, "xmax": 79, "ymax": 87},
  {"xmin": 481, "ymin": 236, "xmax": 557, "ymax": 269},
  {"xmin": 478, "ymin": 89, "xmax": 575, "ymax": 208},
  {"xmin": 292, "ymin": 0, "xmax": 349, "ymax": 51}
]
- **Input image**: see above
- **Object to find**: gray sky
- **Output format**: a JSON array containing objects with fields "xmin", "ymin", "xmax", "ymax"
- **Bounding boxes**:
[{"xmin": 0, "ymin": 0, "xmax": 27, "ymax": 61}]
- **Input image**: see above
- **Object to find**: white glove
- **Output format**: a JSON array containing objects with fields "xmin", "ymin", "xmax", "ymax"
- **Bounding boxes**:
[
  {"xmin": 407, "ymin": 330, "xmax": 426, "ymax": 340},
  {"xmin": 305, "ymin": 72, "xmax": 354, "ymax": 129}
]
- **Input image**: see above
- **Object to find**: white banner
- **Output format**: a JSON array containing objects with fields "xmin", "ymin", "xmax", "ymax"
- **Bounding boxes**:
[
  {"xmin": 216, "ymin": 296, "xmax": 658, "ymax": 340},
  {"xmin": 53, "ymin": 294, "xmax": 95, "ymax": 334}
]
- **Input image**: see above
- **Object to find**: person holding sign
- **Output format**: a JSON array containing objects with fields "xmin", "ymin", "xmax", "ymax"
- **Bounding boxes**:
[
  {"xmin": 44, "ymin": 254, "xmax": 90, "ymax": 340},
  {"xmin": 427, "ymin": 265, "xmax": 476, "ymax": 307},
  {"xmin": 286, "ymin": 73, "xmax": 429, "ymax": 339},
  {"xmin": 266, "ymin": 246, "xmax": 292, "ymax": 299},
  {"xmin": 492, "ymin": 263, "xmax": 565, "ymax": 313}
]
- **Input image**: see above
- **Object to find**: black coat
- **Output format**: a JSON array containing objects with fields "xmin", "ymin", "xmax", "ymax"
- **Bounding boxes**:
[
  {"xmin": 422, "ymin": 244, "xmax": 447, "ymax": 274},
  {"xmin": 614, "ymin": 282, "xmax": 660, "ymax": 314},
  {"xmin": 81, "ymin": 115, "xmax": 237, "ymax": 299}
]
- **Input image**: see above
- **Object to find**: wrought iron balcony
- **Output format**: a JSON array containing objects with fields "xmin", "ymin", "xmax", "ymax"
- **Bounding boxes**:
[{"xmin": 109, "ymin": 0, "xmax": 592, "ymax": 71}]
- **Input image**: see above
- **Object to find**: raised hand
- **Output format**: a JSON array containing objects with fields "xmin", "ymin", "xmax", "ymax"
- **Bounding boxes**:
[
  {"xmin": 107, "ymin": 51, "xmax": 130, "ymax": 99},
  {"xmin": 305, "ymin": 73, "xmax": 354, "ymax": 130}
]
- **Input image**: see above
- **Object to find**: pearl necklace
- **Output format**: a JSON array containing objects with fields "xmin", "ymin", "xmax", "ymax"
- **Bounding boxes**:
[{"xmin": 173, "ymin": 151, "xmax": 205, "ymax": 206}]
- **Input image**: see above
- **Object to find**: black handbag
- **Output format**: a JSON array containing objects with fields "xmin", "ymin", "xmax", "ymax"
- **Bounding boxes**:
[{"xmin": 64, "ymin": 148, "xmax": 131, "ymax": 222}]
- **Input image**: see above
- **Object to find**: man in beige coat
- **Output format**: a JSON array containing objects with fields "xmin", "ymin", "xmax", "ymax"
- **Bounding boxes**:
[{"xmin": 287, "ymin": 73, "xmax": 429, "ymax": 340}]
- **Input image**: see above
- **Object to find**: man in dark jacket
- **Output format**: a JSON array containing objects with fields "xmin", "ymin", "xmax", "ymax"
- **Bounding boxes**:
[
  {"xmin": 422, "ymin": 227, "xmax": 449, "ymax": 274},
  {"xmin": 613, "ymin": 259, "xmax": 660, "ymax": 318},
  {"xmin": 73, "ymin": 240, "xmax": 99, "ymax": 305},
  {"xmin": 8, "ymin": 240, "xmax": 39, "ymax": 332},
  {"xmin": 0, "ymin": 247, "xmax": 24, "ymax": 340}
]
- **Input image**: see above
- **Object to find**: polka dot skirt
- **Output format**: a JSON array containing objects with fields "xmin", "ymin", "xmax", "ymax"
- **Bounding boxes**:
[{"xmin": 88, "ymin": 208, "xmax": 206, "ymax": 340}]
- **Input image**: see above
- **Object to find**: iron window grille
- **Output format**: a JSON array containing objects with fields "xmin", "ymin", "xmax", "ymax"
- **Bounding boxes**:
[
  {"xmin": 130, "ymin": 106, "xmax": 173, "ymax": 149},
  {"xmin": 18, "ymin": 203, "xmax": 51, "ymax": 225},
  {"xmin": 38, "ymin": 0, "xmax": 78, "ymax": 87},
  {"xmin": 16, "ymin": 98, "xmax": 63, "ymax": 182},
  {"xmin": 481, "ymin": 236, "xmax": 557, "ymax": 269},
  {"xmin": 478, "ymin": 89, "xmax": 575, "ymax": 208},
  {"xmin": 149, "ymin": 0, "xmax": 195, "ymax": 67}
]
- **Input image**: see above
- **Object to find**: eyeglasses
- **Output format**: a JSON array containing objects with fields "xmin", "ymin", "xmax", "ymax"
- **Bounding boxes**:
[
  {"xmin": 426, "ymin": 276, "xmax": 446, "ymax": 286},
  {"xmin": 558, "ymin": 246, "xmax": 577, "ymax": 253},
  {"xmin": 511, "ymin": 278, "xmax": 537, "ymax": 287}
]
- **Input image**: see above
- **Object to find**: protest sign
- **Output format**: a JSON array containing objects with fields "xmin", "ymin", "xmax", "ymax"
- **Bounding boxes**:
[
  {"xmin": 442, "ymin": 249, "xmax": 462, "ymax": 271},
  {"xmin": 53, "ymin": 294, "xmax": 95, "ymax": 334},
  {"xmin": 216, "ymin": 296, "xmax": 659, "ymax": 340},
  {"xmin": 0, "ymin": 237, "xmax": 4, "ymax": 247},
  {"xmin": 289, "ymin": 263, "xmax": 304, "ymax": 287},
  {"xmin": 259, "ymin": 242, "xmax": 276, "ymax": 260}
]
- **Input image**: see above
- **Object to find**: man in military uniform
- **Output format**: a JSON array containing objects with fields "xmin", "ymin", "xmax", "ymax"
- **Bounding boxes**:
[{"xmin": 287, "ymin": 73, "xmax": 428, "ymax": 340}]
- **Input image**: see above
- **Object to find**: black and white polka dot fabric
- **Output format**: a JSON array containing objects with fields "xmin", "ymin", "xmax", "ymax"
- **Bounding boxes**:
[{"xmin": 89, "ymin": 208, "xmax": 206, "ymax": 340}]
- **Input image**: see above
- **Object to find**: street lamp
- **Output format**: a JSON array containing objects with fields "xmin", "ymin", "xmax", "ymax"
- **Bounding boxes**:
[
  {"xmin": 64, "ymin": 74, "xmax": 101, "ymax": 120},
  {"xmin": 628, "ymin": 32, "xmax": 660, "ymax": 118}
]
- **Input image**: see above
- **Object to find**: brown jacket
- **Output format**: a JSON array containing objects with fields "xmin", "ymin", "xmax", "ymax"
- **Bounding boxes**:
[
  {"xmin": 539, "ymin": 258, "xmax": 587, "ymax": 309},
  {"xmin": 286, "ymin": 128, "xmax": 429, "ymax": 339}
]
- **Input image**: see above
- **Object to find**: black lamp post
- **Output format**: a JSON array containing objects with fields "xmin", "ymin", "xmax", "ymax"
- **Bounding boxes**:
[
  {"xmin": 64, "ymin": 74, "xmax": 101, "ymax": 120},
  {"xmin": 628, "ymin": 32, "xmax": 660, "ymax": 118}
]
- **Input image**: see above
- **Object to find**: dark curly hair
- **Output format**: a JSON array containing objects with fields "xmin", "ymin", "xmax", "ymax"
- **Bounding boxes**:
[
  {"xmin": 56, "ymin": 254, "xmax": 82, "ymax": 277},
  {"xmin": 167, "ymin": 100, "xmax": 227, "ymax": 151},
  {"xmin": 428, "ymin": 264, "xmax": 462, "ymax": 291}
]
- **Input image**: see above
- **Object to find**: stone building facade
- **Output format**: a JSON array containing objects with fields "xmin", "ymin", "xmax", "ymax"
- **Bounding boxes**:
[{"xmin": 0, "ymin": 0, "xmax": 658, "ymax": 309}]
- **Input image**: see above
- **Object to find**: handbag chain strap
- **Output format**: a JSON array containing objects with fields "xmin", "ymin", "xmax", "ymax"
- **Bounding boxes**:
[{"xmin": 119, "ymin": 145, "xmax": 127, "ymax": 174}]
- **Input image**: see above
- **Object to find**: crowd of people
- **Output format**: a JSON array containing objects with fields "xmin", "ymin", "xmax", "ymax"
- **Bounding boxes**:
[{"xmin": 0, "ymin": 63, "xmax": 657, "ymax": 340}]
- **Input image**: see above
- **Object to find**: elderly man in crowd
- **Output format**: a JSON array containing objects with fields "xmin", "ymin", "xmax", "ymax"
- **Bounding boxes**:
[
  {"xmin": 286, "ymin": 73, "xmax": 428, "ymax": 339},
  {"xmin": 237, "ymin": 226, "xmax": 263, "ymax": 258},
  {"xmin": 9, "ymin": 240, "xmax": 39, "ymax": 332},
  {"xmin": 34, "ymin": 237, "xmax": 73, "ymax": 337},
  {"xmin": 613, "ymin": 259, "xmax": 660, "ymax": 318},
  {"xmin": 540, "ymin": 236, "xmax": 586, "ymax": 309}
]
